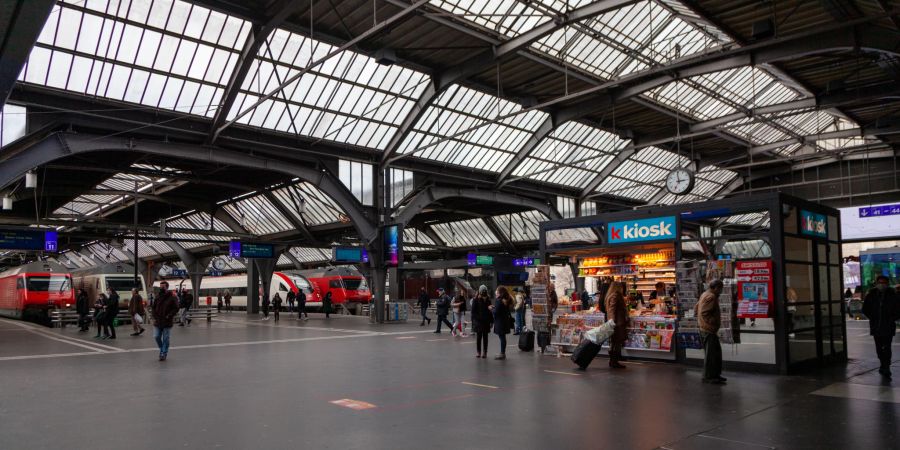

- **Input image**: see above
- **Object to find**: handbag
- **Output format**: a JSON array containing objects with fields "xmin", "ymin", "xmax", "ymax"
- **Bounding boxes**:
[{"xmin": 134, "ymin": 313, "xmax": 144, "ymax": 324}]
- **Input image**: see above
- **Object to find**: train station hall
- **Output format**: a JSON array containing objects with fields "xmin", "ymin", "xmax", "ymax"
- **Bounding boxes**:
[{"xmin": 1, "ymin": 1, "xmax": 899, "ymax": 449}]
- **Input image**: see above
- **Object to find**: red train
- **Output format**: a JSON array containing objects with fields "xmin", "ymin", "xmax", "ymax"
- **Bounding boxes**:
[
  {"xmin": 291, "ymin": 267, "xmax": 372, "ymax": 312},
  {"xmin": 0, "ymin": 261, "xmax": 75, "ymax": 322}
]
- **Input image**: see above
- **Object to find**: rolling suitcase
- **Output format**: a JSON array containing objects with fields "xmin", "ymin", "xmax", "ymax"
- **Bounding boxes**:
[
  {"xmin": 518, "ymin": 330, "xmax": 535, "ymax": 351},
  {"xmin": 537, "ymin": 331, "xmax": 551, "ymax": 349},
  {"xmin": 570, "ymin": 339, "xmax": 601, "ymax": 370}
]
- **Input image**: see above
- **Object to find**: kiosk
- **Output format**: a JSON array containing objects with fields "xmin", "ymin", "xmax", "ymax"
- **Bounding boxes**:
[{"xmin": 539, "ymin": 193, "xmax": 845, "ymax": 374}]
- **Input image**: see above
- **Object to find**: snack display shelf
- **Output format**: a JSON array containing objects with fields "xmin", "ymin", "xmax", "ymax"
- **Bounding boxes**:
[
  {"xmin": 582, "ymin": 272, "xmax": 638, "ymax": 278},
  {"xmin": 578, "ymin": 263, "xmax": 638, "ymax": 269}
]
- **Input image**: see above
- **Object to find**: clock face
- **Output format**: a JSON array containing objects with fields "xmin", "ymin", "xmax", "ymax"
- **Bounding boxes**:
[
  {"xmin": 212, "ymin": 258, "xmax": 227, "ymax": 271},
  {"xmin": 666, "ymin": 168, "xmax": 695, "ymax": 195}
]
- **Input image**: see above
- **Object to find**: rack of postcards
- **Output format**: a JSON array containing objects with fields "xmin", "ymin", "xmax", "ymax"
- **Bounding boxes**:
[
  {"xmin": 675, "ymin": 260, "xmax": 703, "ymax": 349},
  {"xmin": 706, "ymin": 260, "xmax": 739, "ymax": 344},
  {"xmin": 530, "ymin": 266, "xmax": 551, "ymax": 335},
  {"xmin": 551, "ymin": 312, "xmax": 607, "ymax": 347}
]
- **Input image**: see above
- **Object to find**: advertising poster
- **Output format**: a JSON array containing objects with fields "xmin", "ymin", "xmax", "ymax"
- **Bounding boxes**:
[
  {"xmin": 736, "ymin": 260, "xmax": 773, "ymax": 318},
  {"xmin": 384, "ymin": 224, "xmax": 401, "ymax": 267}
]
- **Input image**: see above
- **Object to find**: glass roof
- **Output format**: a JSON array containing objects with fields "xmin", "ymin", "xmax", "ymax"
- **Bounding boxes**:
[
  {"xmin": 229, "ymin": 28, "xmax": 430, "ymax": 150},
  {"xmin": 431, "ymin": 218, "xmax": 501, "ymax": 247},
  {"xmin": 595, "ymin": 146, "xmax": 689, "ymax": 201},
  {"xmin": 22, "ymin": 0, "xmax": 250, "ymax": 117},
  {"xmin": 725, "ymin": 109, "xmax": 873, "ymax": 156},
  {"xmin": 270, "ymin": 182, "xmax": 346, "ymax": 226},
  {"xmin": 404, "ymin": 228, "xmax": 438, "ymax": 252},
  {"xmin": 164, "ymin": 211, "xmax": 231, "ymax": 248},
  {"xmin": 53, "ymin": 169, "xmax": 165, "ymax": 218},
  {"xmin": 512, "ymin": 121, "xmax": 628, "ymax": 188},
  {"xmin": 222, "ymin": 194, "xmax": 295, "ymax": 236},
  {"xmin": 397, "ymin": 85, "xmax": 549, "ymax": 172},
  {"xmin": 288, "ymin": 247, "xmax": 331, "ymax": 263},
  {"xmin": 1, "ymin": 104, "xmax": 27, "ymax": 148},
  {"xmin": 490, "ymin": 210, "xmax": 548, "ymax": 242}
]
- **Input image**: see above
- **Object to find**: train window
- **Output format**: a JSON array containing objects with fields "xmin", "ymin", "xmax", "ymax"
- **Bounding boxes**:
[
  {"xmin": 279, "ymin": 283, "xmax": 288, "ymax": 292},
  {"xmin": 26, "ymin": 275, "xmax": 70, "ymax": 292},
  {"xmin": 329, "ymin": 280, "xmax": 343, "ymax": 289},
  {"xmin": 106, "ymin": 277, "xmax": 137, "ymax": 292},
  {"xmin": 16, "ymin": 278, "xmax": 24, "ymax": 289},
  {"xmin": 343, "ymin": 278, "xmax": 365, "ymax": 291}
]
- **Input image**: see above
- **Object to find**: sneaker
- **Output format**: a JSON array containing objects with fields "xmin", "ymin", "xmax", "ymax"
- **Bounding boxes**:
[
  {"xmin": 130, "ymin": 332, "xmax": 139, "ymax": 336},
  {"xmin": 476, "ymin": 354, "xmax": 482, "ymax": 358},
  {"xmin": 494, "ymin": 354, "xmax": 506, "ymax": 360}
]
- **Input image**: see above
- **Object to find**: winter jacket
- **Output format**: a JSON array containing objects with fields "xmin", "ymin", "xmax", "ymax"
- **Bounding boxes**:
[
  {"xmin": 492, "ymin": 297, "xmax": 512, "ymax": 335},
  {"xmin": 863, "ymin": 287, "xmax": 900, "ymax": 337},
  {"xmin": 417, "ymin": 291, "xmax": 430, "ymax": 309},
  {"xmin": 297, "ymin": 290, "xmax": 306, "ymax": 305},
  {"xmin": 514, "ymin": 293, "xmax": 525, "ymax": 311},
  {"xmin": 322, "ymin": 293, "xmax": 333, "ymax": 313},
  {"xmin": 106, "ymin": 293, "xmax": 120, "ymax": 320},
  {"xmin": 152, "ymin": 291, "xmax": 179, "ymax": 328},
  {"xmin": 75, "ymin": 292, "xmax": 89, "ymax": 315},
  {"xmin": 435, "ymin": 294, "xmax": 451, "ymax": 316},
  {"xmin": 286, "ymin": 291, "xmax": 296, "ymax": 303},
  {"xmin": 128, "ymin": 294, "xmax": 144, "ymax": 316},
  {"xmin": 605, "ymin": 292, "xmax": 628, "ymax": 344},
  {"xmin": 696, "ymin": 290, "xmax": 721, "ymax": 334},
  {"xmin": 181, "ymin": 292, "xmax": 194, "ymax": 309},
  {"xmin": 470, "ymin": 296, "xmax": 493, "ymax": 333}
]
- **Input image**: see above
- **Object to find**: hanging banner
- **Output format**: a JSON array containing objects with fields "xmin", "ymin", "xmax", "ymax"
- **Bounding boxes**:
[{"xmin": 736, "ymin": 259, "xmax": 773, "ymax": 318}]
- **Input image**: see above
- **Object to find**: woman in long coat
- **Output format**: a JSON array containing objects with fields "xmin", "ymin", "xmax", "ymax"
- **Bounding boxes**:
[
  {"xmin": 605, "ymin": 282, "xmax": 628, "ymax": 369},
  {"xmin": 492, "ymin": 286, "xmax": 514, "ymax": 360},
  {"xmin": 322, "ymin": 292, "xmax": 334, "ymax": 319},
  {"xmin": 470, "ymin": 285, "xmax": 493, "ymax": 358}
]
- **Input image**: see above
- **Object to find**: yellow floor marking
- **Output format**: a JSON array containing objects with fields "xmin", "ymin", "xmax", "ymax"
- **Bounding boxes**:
[{"xmin": 461, "ymin": 381, "xmax": 499, "ymax": 389}]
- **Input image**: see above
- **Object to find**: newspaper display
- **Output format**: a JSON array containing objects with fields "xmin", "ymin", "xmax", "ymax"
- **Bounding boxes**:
[
  {"xmin": 530, "ymin": 265, "xmax": 551, "ymax": 334},
  {"xmin": 675, "ymin": 260, "xmax": 703, "ymax": 349}
]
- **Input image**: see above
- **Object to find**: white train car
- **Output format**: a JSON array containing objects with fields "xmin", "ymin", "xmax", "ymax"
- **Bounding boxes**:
[
  {"xmin": 71, "ymin": 264, "xmax": 146, "ymax": 308},
  {"xmin": 153, "ymin": 272, "xmax": 322, "ymax": 309}
]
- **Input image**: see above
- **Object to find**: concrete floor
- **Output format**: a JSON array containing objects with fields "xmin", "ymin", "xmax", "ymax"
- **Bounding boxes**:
[{"xmin": 0, "ymin": 313, "xmax": 896, "ymax": 450}]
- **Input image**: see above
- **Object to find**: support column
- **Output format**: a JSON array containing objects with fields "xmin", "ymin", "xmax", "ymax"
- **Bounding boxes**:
[
  {"xmin": 372, "ymin": 166, "xmax": 388, "ymax": 323},
  {"xmin": 247, "ymin": 260, "xmax": 259, "ymax": 314},
  {"xmin": 254, "ymin": 258, "xmax": 277, "ymax": 313},
  {"xmin": 188, "ymin": 257, "xmax": 212, "ymax": 307},
  {"xmin": 388, "ymin": 267, "xmax": 400, "ymax": 301},
  {"xmin": 570, "ymin": 262, "xmax": 584, "ymax": 293}
]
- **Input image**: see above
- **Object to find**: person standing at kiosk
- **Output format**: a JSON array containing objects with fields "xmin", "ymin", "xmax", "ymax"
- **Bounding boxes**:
[{"xmin": 697, "ymin": 280, "xmax": 725, "ymax": 384}]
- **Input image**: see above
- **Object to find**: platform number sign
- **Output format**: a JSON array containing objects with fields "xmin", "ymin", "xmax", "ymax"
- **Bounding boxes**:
[{"xmin": 44, "ymin": 231, "xmax": 58, "ymax": 252}]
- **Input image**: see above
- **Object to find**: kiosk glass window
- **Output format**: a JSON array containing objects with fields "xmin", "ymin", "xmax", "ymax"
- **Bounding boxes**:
[
  {"xmin": 783, "ymin": 206, "xmax": 798, "ymax": 234},
  {"xmin": 786, "ymin": 263, "xmax": 813, "ymax": 303},
  {"xmin": 785, "ymin": 237, "xmax": 812, "ymax": 262}
]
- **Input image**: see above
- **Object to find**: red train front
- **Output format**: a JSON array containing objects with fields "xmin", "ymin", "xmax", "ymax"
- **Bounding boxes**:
[{"xmin": 0, "ymin": 261, "xmax": 75, "ymax": 323}]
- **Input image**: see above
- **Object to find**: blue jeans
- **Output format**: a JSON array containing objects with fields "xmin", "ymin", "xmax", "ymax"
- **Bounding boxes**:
[
  {"xmin": 515, "ymin": 308, "xmax": 525, "ymax": 333},
  {"xmin": 154, "ymin": 326, "xmax": 171, "ymax": 355}
]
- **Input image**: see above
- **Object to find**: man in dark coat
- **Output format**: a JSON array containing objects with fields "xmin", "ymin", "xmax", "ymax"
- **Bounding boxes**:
[
  {"xmin": 286, "ymin": 289, "xmax": 296, "ymax": 314},
  {"xmin": 696, "ymin": 280, "xmax": 725, "ymax": 384},
  {"xmin": 863, "ymin": 275, "xmax": 900, "ymax": 378},
  {"xmin": 179, "ymin": 288, "xmax": 193, "ymax": 326},
  {"xmin": 152, "ymin": 281, "xmax": 179, "ymax": 361},
  {"xmin": 75, "ymin": 289, "xmax": 90, "ymax": 332},
  {"xmin": 434, "ymin": 288, "xmax": 453, "ymax": 333},
  {"xmin": 297, "ymin": 288, "xmax": 308, "ymax": 321},
  {"xmin": 104, "ymin": 288, "xmax": 120, "ymax": 339},
  {"xmin": 580, "ymin": 288, "xmax": 591, "ymax": 311},
  {"xmin": 417, "ymin": 287, "xmax": 431, "ymax": 326}
]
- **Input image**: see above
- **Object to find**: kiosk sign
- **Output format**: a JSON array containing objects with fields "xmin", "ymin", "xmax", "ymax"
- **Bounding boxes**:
[
  {"xmin": 800, "ymin": 210, "xmax": 827, "ymax": 237},
  {"xmin": 607, "ymin": 216, "xmax": 676, "ymax": 244}
]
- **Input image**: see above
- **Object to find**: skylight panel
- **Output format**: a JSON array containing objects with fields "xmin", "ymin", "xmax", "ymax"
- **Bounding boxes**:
[
  {"xmin": 228, "ymin": 28, "xmax": 430, "ymax": 150},
  {"xmin": 404, "ymin": 228, "xmax": 437, "ymax": 250},
  {"xmin": 594, "ymin": 147, "xmax": 689, "ymax": 201},
  {"xmin": 271, "ymin": 182, "xmax": 345, "ymax": 226},
  {"xmin": 491, "ymin": 210, "xmax": 548, "ymax": 242},
  {"xmin": 223, "ymin": 194, "xmax": 295, "ymax": 236},
  {"xmin": 289, "ymin": 247, "xmax": 331, "ymax": 263},
  {"xmin": 397, "ymin": 85, "xmax": 548, "ymax": 172},
  {"xmin": 22, "ymin": 0, "xmax": 247, "ymax": 117},
  {"xmin": 0, "ymin": 104, "xmax": 27, "ymax": 148},
  {"xmin": 432, "ymin": 219, "xmax": 501, "ymax": 247},
  {"xmin": 512, "ymin": 121, "xmax": 627, "ymax": 188}
]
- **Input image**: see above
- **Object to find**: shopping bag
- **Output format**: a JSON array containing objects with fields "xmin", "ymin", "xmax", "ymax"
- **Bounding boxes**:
[
  {"xmin": 133, "ymin": 313, "xmax": 144, "ymax": 325},
  {"xmin": 112, "ymin": 318, "xmax": 119, "ymax": 328},
  {"xmin": 584, "ymin": 320, "xmax": 616, "ymax": 344}
]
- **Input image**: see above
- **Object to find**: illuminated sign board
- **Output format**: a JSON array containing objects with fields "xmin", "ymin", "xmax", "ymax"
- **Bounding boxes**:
[
  {"xmin": 228, "ymin": 241, "xmax": 274, "ymax": 258},
  {"xmin": 384, "ymin": 224, "xmax": 401, "ymax": 267},
  {"xmin": 512, "ymin": 257, "xmax": 542, "ymax": 266},
  {"xmin": 0, "ymin": 229, "xmax": 58, "ymax": 252},
  {"xmin": 800, "ymin": 210, "xmax": 827, "ymax": 238},
  {"xmin": 607, "ymin": 216, "xmax": 676, "ymax": 245},
  {"xmin": 467, "ymin": 253, "xmax": 494, "ymax": 266},
  {"xmin": 333, "ymin": 246, "xmax": 368, "ymax": 263}
]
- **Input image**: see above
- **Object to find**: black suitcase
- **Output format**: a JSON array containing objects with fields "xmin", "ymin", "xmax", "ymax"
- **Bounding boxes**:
[
  {"xmin": 537, "ymin": 331, "xmax": 551, "ymax": 349},
  {"xmin": 518, "ymin": 330, "xmax": 535, "ymax": 351},
  {"xmin": 570, "ymin": 339, "xmax": 601, "ymax": 370}
]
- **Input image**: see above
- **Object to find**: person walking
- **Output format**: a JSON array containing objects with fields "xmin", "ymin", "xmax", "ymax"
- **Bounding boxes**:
[
  {"xmin": 417, "ymin": 287, "xmax": 431, "ymax": 326},
  {"xmin": 322, "ymin": 292, "xmax": 333, "ymax": 319},
  {"xmin": 433, "ymin": 288, "xmax": 453, "ymax": 333},
  {"xmin": 93, "ymin": 294, "xmax": 107, "ymax": 339},
  {"xmin": 261, "ymin": 293, "xmax": 271, "ymax": 321},
  {"xmin": 696, "ymin": 279, "xmax": 726, "ymax": 384},
  {"xmin": 297, "ymin": 288, "xmax": 308, "ymax": 321},
  {"xmin": 128, "ymin": 288, "xmax": 145, "ymax": 336},
  {"xmin": 179, "ymin": 288, "xmax": 193, "ymax": 327},
  {"xmin": 151, "ymin": 281, "xmax": 179, "ymax": 361},
  {"xmin": 513, "ymin": 288, "xmax": 526, "ymax": 335},
  {"xmin": 272, "ymin": 293, "xmax": 282, "ymax": 323},
  {"xmin": 605, "ymin": 282, "xmax": 628, "ymax": 369},
  {"xmin": 216, "ymin": 290, "xmax": 223, "ymax": 313},
  {"xmin": 286, "ymin": 289, "xmax": 296, "ymax": 315},
  {"xmin": 580, "ymin": 288, "xmax": 590, "ymax": 311},
  {"xmin": 471, "ymin": 285, "xmax": 493, "ymax": 358},
  {"xmin": 863, "ymin": 275, "xmax": 900, "ymax": 378},
  {"xmin": 75, "ymin": 288, "xmax": 89, "ymax": 332},
  {"xmin": 103, "ymin": 288, "xmax": 119, "ymax": 340},
  {"xmin": 491, "ymin": 286, "xmax": 513, "ymax": 360},
  {"xmin": 451, "ymin": 293, "xmax": 466, "ymax": 337},
  {"xmin": 224, "ymin": 290, "xmax": 232, "ymax": 312}
]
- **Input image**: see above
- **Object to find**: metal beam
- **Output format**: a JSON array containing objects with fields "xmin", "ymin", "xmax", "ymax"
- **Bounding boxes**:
[
  {"xmin": 379, "ymin": 0, "xmax": 638, "ymax": 168},
  {"xmin": 748, "ymin": 123, "xmax": 900, "ymax": 155},
  {"xmin": 495, "ymin": 115, "xmax": 556, "ymax": 188},
  {"xmin": 578, "ymin": 148, "xmax": 637, "ymax": 199},
  {"xmin": 207, "ymin": 0, "xmax": 310, "ymax": 144},
  {"xmin": 0, "ymin": 0, "xmax": 56, "ymax": 108},
  {"xmin": 393, "ymin": 186, "xmax": 560, "ymax": 227},
  {"xmin": 262, "ymin": 190, "xmax": 319, "ymax": 245},
  {"xmin": 0, "ymin": 132, "xmax": 378, "ymax": 243},
  {"xmin": 217, "ymin": 0, "xmax": 429, "ymax": 137},
  {"xmin": 482, "ymin": 217, "xmax": 516, "ymax": 253}
]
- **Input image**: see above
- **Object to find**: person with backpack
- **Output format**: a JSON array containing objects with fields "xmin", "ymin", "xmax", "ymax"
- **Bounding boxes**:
[
  {"xmin": 513, "ymin": 288, "xmax": 526, "ymax": 335},
  {"xmin": 103, "ymin": 288, "xmax": 119, "ymax": 339},
  {"xmin": 417, "ymin": 287, "xmax": 431, "ymax": 326},
  {"xmin": 179, "ymin": 288, "xmax": 193, "ymax": 327},
  {"xmin": 297, "ymin": 288, "xmax": 308, "ymax": 321},
  {"xmin": 470, "ymin": 285, "xmax": 493, "ymax": 358},
  {"xmin": 286, "ymin": 289, "xmax": 296, "ymax": 315},
  {"xmin": 151, "ymin": 281, "xmax": 179, "ymax": 361},
  {"xmin": 261, "ymin": 293, "xmax": 271, "ymax": 321},
  {"xmin": 272, "ymin": 293, "xmax": 282, "ymax": 323},
  {"xmin": 433, "ymin": 288, "xmax": 453, "ymax": 333},
  {"xmin": 128, "ymin": 288, "xmax": 145, "ymax": 336}
]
